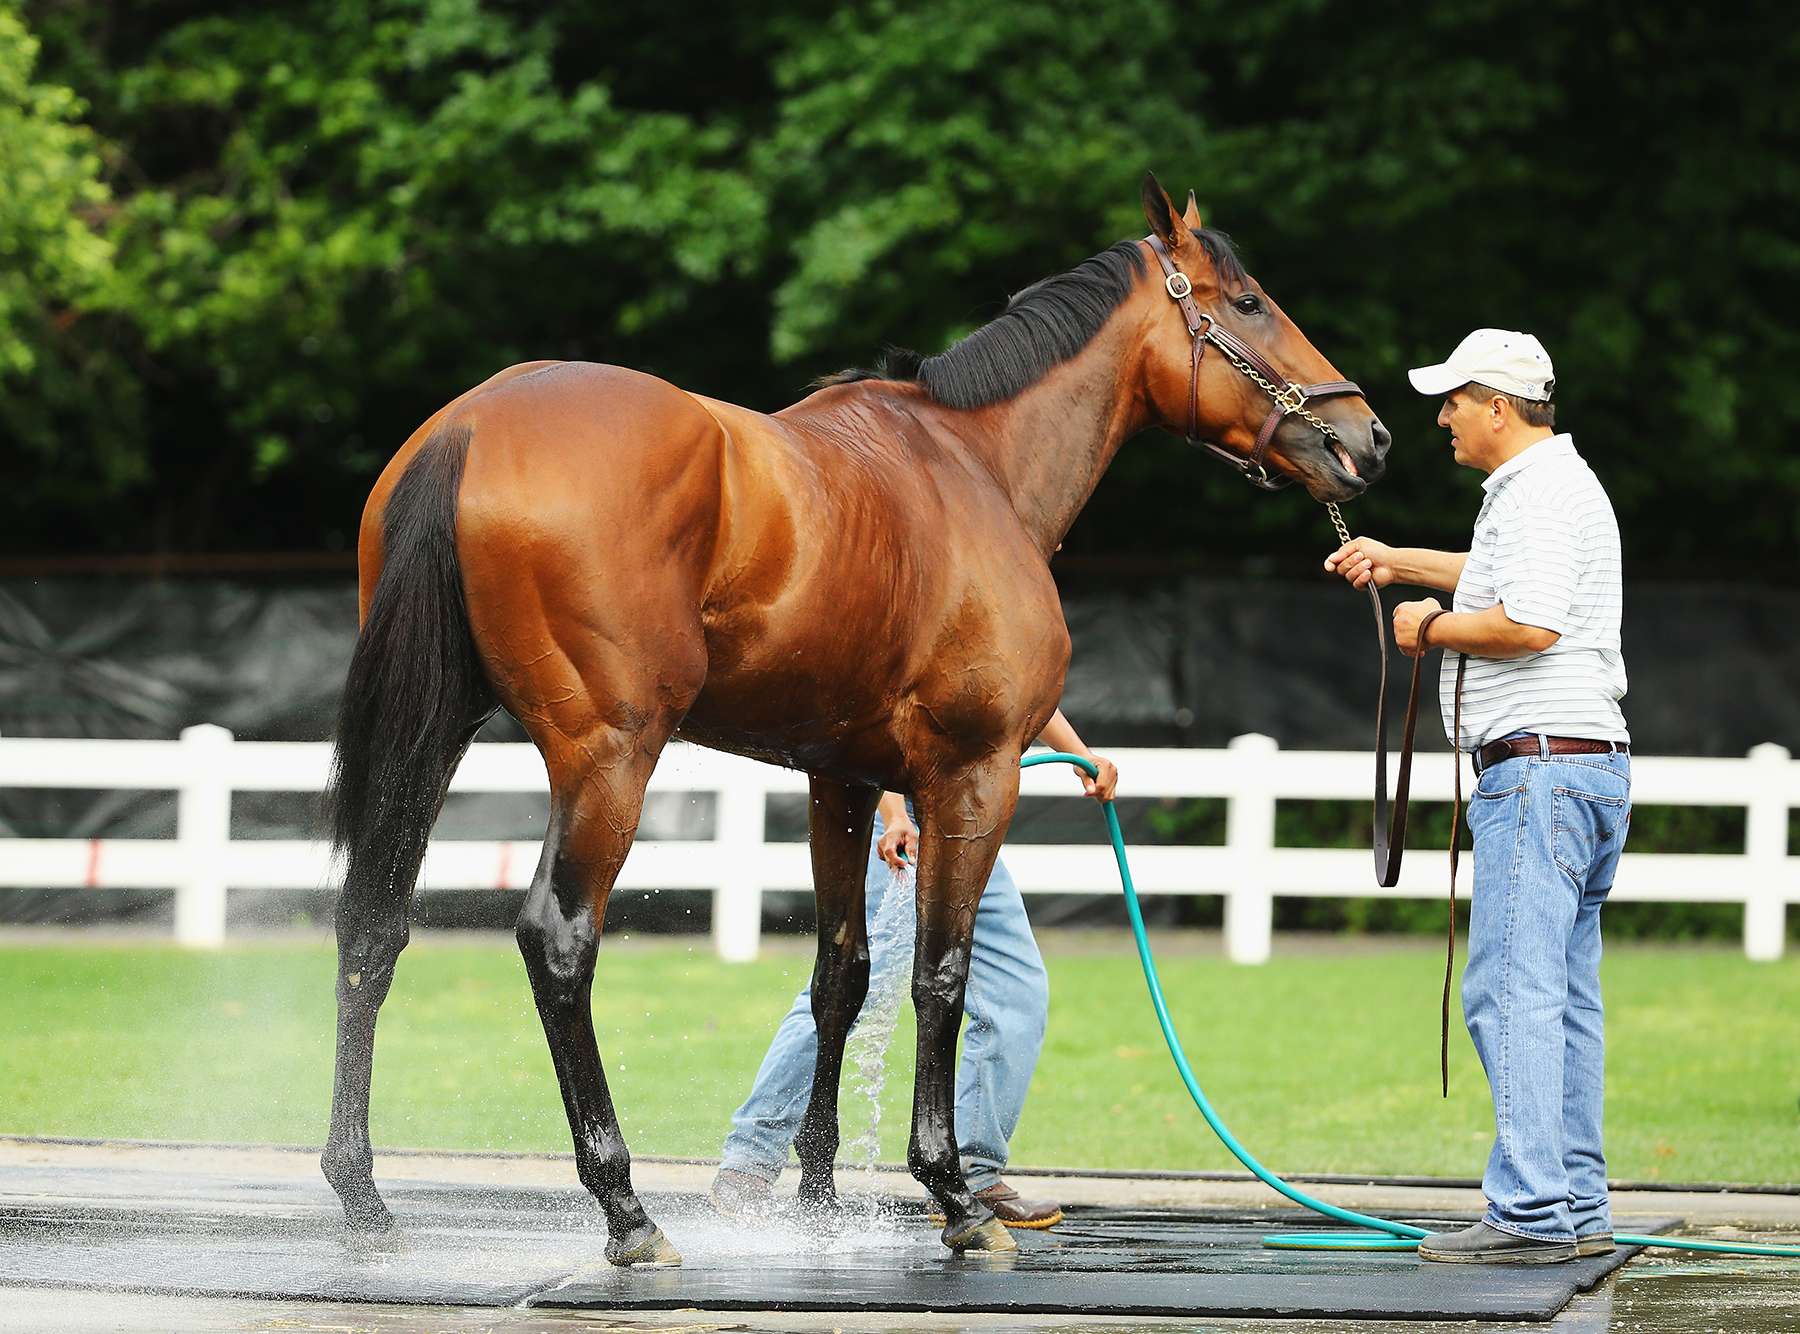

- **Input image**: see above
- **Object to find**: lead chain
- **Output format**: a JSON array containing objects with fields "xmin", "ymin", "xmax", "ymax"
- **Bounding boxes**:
[
  {"xmin": 1203, "ymin": 334, "xmax": 1353, "ymax": 546},
  {"xmin": 1326, "ymin": 501, "xmax": 1351, "ymax": 547}
]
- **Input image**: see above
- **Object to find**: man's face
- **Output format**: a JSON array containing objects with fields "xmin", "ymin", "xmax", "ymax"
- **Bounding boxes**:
[{"xmin": 1435, "ymin": 388, "xmax": 1490, "ymax": 469}]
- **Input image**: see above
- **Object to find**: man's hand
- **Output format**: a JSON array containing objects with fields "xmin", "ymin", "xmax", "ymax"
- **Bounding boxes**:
[
  {"xmin": 877, "ymin": 811, "xmax": 920, "ymax": 869},
  {"xmin": 1077, "ymin": 753, "xmax": 1119, "ymax": 802},
  {"xmin": 1325, "ymin": 536, "xmax": 1399, "ymax": 589},
  {"xmin": 1393, "ymin": 598, "xmax": 1445, "ymax": 657}
]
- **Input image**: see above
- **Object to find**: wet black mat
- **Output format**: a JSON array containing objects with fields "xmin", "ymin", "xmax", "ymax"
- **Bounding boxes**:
[
  {"xmin": 539, "ymin": 1207, "xmax": 1672, "ymax": 1321},
  {"xmin": 0, "ymin": 1167, "xmax": 1673, "ymax": 1320}
]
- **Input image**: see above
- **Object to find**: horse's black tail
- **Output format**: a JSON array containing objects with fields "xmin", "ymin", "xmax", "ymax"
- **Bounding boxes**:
[{"xmin": 326, "ymin": 421, "xmax": 494, "ymax": 910}]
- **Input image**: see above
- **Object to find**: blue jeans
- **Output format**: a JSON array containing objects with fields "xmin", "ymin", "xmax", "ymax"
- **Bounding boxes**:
[
  {"xmin": 719, "ymin": 816, "xmax": 1049, "ymax": 1192},
  {"xmin": 1463, "ymin": 741, "xmax": 1631, "ymax": 1243}
]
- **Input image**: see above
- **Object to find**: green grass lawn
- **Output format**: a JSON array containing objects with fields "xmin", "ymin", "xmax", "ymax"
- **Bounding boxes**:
[{"xmin": 1, "ymin": 933, "xmax": 1793, "ymax": 1185}]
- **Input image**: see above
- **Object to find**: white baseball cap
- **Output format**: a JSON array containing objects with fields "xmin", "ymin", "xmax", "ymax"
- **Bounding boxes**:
[{"xmin": 1407, "ymin": 329, "xmax": 1556, "ymax": 402}]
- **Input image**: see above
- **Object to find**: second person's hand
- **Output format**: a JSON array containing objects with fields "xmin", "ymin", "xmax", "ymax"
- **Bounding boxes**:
[
  {"xmin": 877, "ymin": 811, "xmax": 920, "ymax": 869},
  {"xmin": 1077, "ymin": 753, "xmax": 1119, "ymax": 803}
]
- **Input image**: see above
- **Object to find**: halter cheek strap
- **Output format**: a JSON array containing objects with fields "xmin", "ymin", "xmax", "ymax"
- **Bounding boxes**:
[{"xmin": 1144, "ymin": 233, "xmax": 1365, "ymax": 489}]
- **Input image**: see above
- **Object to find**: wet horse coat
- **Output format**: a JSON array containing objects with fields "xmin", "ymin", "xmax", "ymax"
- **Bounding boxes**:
[{"xmin": 321, "ymin": 177, "xmax": 1389, "ymax": 1263}]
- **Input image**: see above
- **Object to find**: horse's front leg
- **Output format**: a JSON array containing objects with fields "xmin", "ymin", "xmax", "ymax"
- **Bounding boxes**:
[
  {"xmin": 909, "ymin": 757, "xmax": 1021, "ymax": 1254},
  {"xmin": 792, "ymin": 778, "xmax": 882, "ymax": 1210}
]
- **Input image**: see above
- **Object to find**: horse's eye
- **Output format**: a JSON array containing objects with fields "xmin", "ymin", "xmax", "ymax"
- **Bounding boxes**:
[{"xmin": 1234, "ymin": 295, "xmax": 1263, "ymax": 316}]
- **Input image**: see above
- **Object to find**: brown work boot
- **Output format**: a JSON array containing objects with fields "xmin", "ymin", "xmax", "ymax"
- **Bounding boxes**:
[
  {"xmin": 1417, "ymin": 1221, "xmax": 1576, "ymax": 1264},
  {"xmin": 710, "ymin": 1167, "xmax": 775, "ymax": 1220},
  {"xmin": 930, "ymin": 1179, "xmax": 1063, "ymax": 1230}
]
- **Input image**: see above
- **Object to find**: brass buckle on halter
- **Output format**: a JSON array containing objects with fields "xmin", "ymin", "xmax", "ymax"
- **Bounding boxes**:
[
  {"xmin": 1165, "ymin": 272, "xmax": 1192, "ymax": 300},
  {"xmin": 1273, "ymin": 383, "xmax": 1309, "ymax": 414}
]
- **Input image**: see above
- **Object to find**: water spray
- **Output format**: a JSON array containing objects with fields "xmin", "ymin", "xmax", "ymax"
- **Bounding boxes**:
[{"xmin": 845, "ymin": 861, "xmax": 917, "ymax": 1184}]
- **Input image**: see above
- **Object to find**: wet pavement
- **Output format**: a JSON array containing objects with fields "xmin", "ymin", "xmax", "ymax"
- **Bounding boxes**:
[
  {"xmin": 1, "ymin": 1139, "xmax": 1795, "ymax": 1331},
  {"xmin": 10, "ymin": 1271, "xmax": 1800, "ymax": 1334}
]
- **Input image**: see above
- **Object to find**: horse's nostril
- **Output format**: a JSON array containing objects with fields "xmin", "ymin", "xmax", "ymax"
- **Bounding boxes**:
[{"xmin": 1371, "ymin": 419, "xmax": 1392, "ymax": 456}]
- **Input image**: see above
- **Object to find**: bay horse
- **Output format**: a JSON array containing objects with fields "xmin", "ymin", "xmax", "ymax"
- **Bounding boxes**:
[{"xmin": 321, "ymin": 174, "xmax": 1389, "ymax": 1265}]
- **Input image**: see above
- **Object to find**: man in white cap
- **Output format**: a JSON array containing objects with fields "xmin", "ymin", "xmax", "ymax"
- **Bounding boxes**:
[{"xmin": 1325, "ymin": 330, "xmax": 1631, "ymax": 1264}]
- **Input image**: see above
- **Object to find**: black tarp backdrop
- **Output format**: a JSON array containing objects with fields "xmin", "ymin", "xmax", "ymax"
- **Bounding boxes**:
[{"xmin": 3, "ymin": 574, "xmax": 1796, "ymax": 927}]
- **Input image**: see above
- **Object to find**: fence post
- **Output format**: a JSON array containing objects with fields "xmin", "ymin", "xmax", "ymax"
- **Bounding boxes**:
[
  {"xmin": 713, "ymin": 772, "xmax": 766, "ymax": 963},
  {"xmin": 1743, "ymin": 742, "xmax": 1790, "ymax": 962},
  {"xmin": 1225, "ymin": 732, "xmax": 1277, "ymax": 965},
  {"xmin": 175, "ymin": 724, "xmax": 233, "ymax": 948}
]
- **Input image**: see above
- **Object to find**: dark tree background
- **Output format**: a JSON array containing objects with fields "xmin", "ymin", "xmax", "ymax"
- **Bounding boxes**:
[{"xmin": 3, "ymin": 0, "xmax": 1794, "ymax": 576}]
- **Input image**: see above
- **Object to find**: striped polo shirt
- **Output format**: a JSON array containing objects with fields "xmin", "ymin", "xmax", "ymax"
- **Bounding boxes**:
[{"xmin": 1443, "ymin": 434, "xmax": 1629, "ymax": 749}]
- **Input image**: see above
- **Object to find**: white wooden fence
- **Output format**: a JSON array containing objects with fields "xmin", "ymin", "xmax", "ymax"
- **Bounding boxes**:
[{"xmin": 1, "ymin": 728, "xmax": 1794, "ymax": 963}]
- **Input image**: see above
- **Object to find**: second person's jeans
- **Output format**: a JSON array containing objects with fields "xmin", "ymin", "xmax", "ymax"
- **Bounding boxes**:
[
  {"xmin": 719, "ymin": 815, "xmax": 1049, "ymax": 1192},
  {"xmin": 1463, "ymin": 742, "xmax": 1631, "ymax": 1243}
]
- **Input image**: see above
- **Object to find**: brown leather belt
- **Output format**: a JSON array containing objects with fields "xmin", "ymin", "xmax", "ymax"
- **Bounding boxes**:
[{"xmin": 1472, "ymin": 735, "xmax": 1630, "ymax": 774}]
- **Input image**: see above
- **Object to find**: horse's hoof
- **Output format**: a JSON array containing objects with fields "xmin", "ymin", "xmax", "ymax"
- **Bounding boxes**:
[
  {"xmin": 941, "ymin": 1215, "xmax": 1018, "ymax": 1253},
  {"xmin": 340, "ymin": 1225, "xmax": 406, "ymax": 1258},
  {"xmin": 795, "ymin": 1194, "xmax": 853, "ymax": 1235},
  {"xmin": 341, "ymin": 1192, "xmax": 396, "ymax": 1232},
  {"xmin": 605, "ymin": 1223, "xmax": 683, "ymax": 1268}
]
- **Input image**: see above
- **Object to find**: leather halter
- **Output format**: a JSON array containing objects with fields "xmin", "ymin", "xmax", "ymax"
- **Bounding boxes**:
[{"xmin": 1144, "ymin": 233, "xmax": 1364, "ymax": 490}]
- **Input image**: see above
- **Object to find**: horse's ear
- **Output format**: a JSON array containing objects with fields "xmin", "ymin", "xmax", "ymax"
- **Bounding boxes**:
[
  {"xmin": 1141, "ymin": 171, "xmax": 1190, "ymax": 249},
  {"xmin": 1182, "ymin": 190, "xmax": 1205, "ymax": 231}
]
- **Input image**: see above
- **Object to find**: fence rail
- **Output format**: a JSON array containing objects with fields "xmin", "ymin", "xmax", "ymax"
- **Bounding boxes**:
[{"xmin": 2, "ymin": 728, "xmax": 1794, "ymax": 962}]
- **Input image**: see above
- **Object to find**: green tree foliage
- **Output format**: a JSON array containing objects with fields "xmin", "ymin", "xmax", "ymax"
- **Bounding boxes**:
[
  {"xmin": 10, "ymin": 0, "xmax": 775, "ymax": 549},
  {"xmin": 0, "ymin": 6, "xmax": 136, "ymax": 509},
  {"xmin": 3, "ymin": 0, "xmax": 1795, "ymax": 565},
  {"xmin": 755, "ymin": 0, "xmax": 1209, "ymax": 364},
  {"xmin": 0, "ymin": 8, "xmax": 108, "ymax": 375}
]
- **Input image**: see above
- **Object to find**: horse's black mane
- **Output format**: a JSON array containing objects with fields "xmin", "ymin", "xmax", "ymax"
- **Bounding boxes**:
[{"xmin": 816, "ymin": 230, "xmax": 1248, "ymax": 410}]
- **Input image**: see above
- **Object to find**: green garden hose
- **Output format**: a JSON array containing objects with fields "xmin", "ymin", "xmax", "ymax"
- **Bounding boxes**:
[{"xmin": 1020, "ymin": 750, "xmax": 1800, "ymax": 1259}]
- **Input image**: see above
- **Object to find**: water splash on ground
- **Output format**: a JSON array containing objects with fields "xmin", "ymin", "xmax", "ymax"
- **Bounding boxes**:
[{"xmin": 652, "ymin": 1189, "xmax": 931, "ymax": 1261}]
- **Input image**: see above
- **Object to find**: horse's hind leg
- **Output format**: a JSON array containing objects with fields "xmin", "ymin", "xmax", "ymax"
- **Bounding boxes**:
[
  {"xmin": 517, "ymin": 719, "xmax": 683, "ymax": 1266},
  {"xmin": 792, "ymin": 779, "xmax": 882, "ymax": 1208},
  {"xmin": 322, "ymin": 722, "xmax": 483, "ymax": 1229}
]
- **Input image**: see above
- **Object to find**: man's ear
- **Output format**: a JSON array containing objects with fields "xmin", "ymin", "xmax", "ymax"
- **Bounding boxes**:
[
  {"xmin": 1141, "ymin": 172, "xmax": 1191, "ymax": 250},
  {"xmin": 1182, "ymin": 190, "xmax": 1204, "ymax": 231}
]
